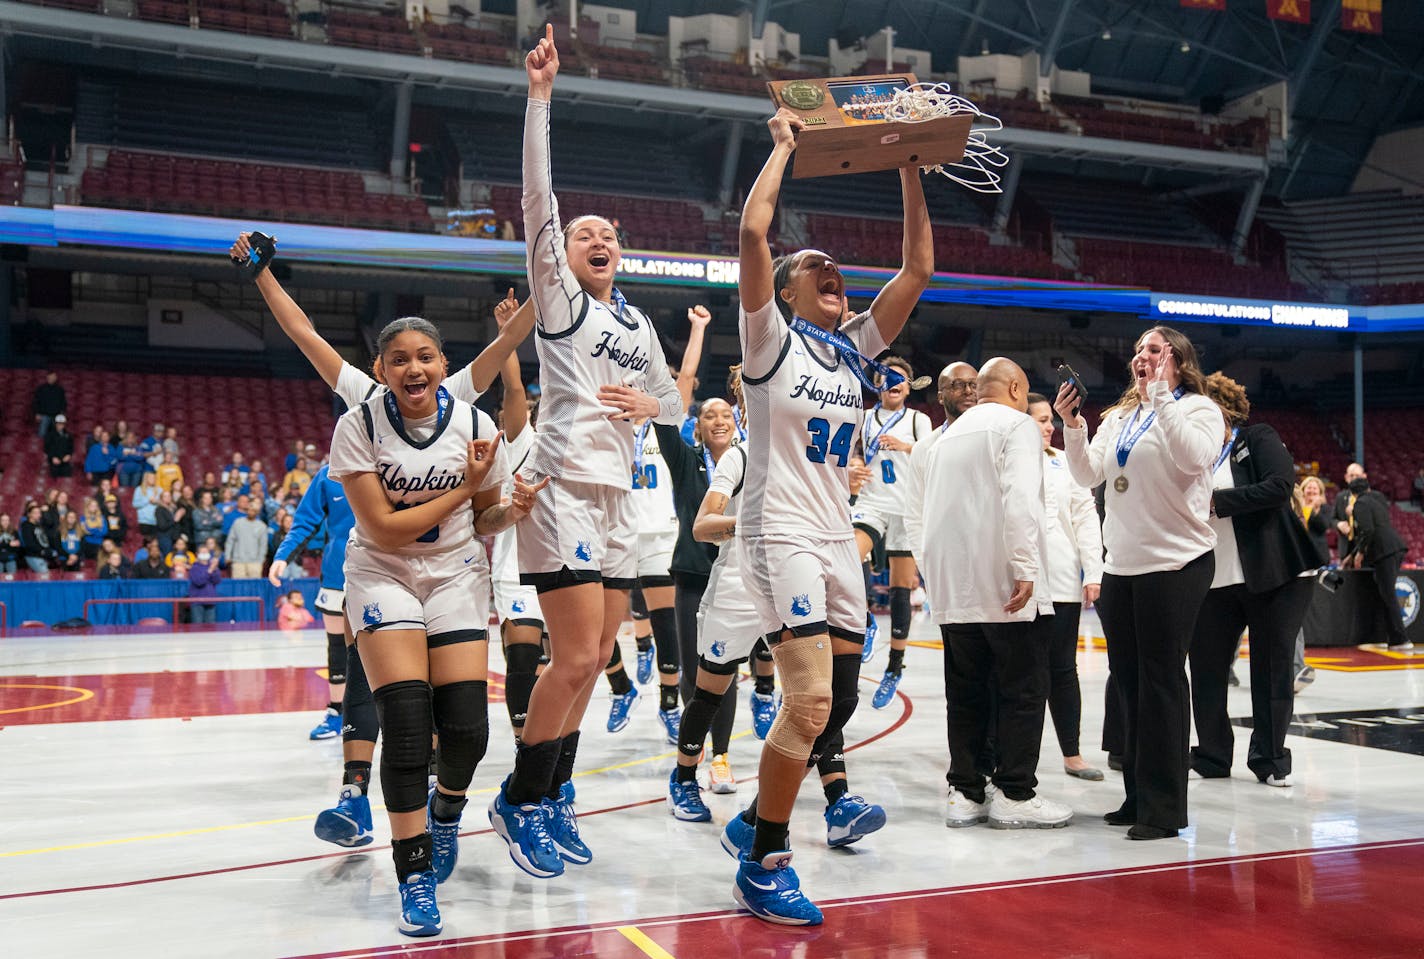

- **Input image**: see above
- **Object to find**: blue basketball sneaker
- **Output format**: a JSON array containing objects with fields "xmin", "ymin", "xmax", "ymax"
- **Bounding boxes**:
[
  {"xmin": 667, "ymin": 768, "xmax": 712, "ymax": 822},
  {"xmin": 607, "ymin": 686, "xmax": 640, "ymax": 733},
  {"xmin": 861, "ymin": 616, "xmax": 878, "ymax": 663},
  {"xmin": 824, "ymin": 794, "xmax": 887, "ymax": 847},
  {"xmin": 750, "ymin": 691, "xmax": 779, "ymax": 740},
  {"xmin": 488, "ymin": 778, "xmax": 564, "ymax": 878},
  {"xmin": 734, "ymin": 851, "xmax": 823, "ymax": 926},
  {"xmin": 547, "ymin": 780, "xmax": 593, "ymax": 864},
  {"xmin": 720, "ymin": 811, "xmax": 755, "ymax": 858},
  {"xmin": 396, "ymin": 871, "xmax": 441, "ymax": 937},
  {"xmin": 657, "ymin": 706, "xmax": 681, "ymax": 745},
  {"xmin": 871, "ymin": 668, "xmax": 902, "ymax": 709},
  {"xmin": 314, "ymin": 784, "xmax": 374, "ymax": 847},
  {"xmin": 636, "ymin": 645, "xmax": 654, "ymax": 685},
  {"xmin": 308, "ymin": 708, "xmax": 341, "ymax": 740},
  {"xmin": 427, "ymin": 791, "xmax": 462, "ymax": 884}
]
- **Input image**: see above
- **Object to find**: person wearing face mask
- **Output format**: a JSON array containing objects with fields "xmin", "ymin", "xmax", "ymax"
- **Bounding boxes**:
[
  {"xmin": 490, "ymin": 25, "xmax": 687, "ymax": 885},
  {"xmin": 1338, "ymin": 468, "xmax": 1410, "ymax": 651},
  {"xmin": 1333, "ymin": 462, "xmax": 1365, "ymax": 557},
  {"xmin": 720, "ymin": 99, "xmax": 930, "ymax": 925},
  {"xmin": 1055, "ymin": 326, "xmax": 1223, "ymax": 841},
  {"xmin": 1188, "ymin": 374, "xmax": 1323, "ymax": 788},
  {"xmin": 1027, "ymin": 393, "xmax": 1104, "ymax": 782}
]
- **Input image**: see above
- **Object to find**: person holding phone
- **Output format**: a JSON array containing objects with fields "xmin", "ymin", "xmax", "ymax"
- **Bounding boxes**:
[{"xmin": 1054, "ymin": 326, "xmax": 1223, "ymax": 841}]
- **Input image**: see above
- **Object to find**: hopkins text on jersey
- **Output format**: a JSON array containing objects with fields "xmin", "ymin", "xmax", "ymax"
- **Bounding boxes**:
[
  {"xmin": 790, "ymin": 374, "xmax": 864, "ymax": 411},
  {"xmin": 378, "ymin": 462, "xmax": 465, "ymax": 495},
  {"xmin": 591, "ymin": 330, "xmax": 651, "ymax": 372}
]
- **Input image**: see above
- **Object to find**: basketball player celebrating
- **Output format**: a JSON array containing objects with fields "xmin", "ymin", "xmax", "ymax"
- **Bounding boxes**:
[
  {"xmin": 850, "ymin": 356, "xmax": 933, "ymax": 707},
  {"xmin": 489, "ymin": 25, "xmax": 686, "ymax": 879},
  {"xmin": 328, "ymin": 317, "xmax": 543, "ymax": 936},
  {"xmin": 728, "ymin": 106, "xmax": 931, "ymax": 925}
]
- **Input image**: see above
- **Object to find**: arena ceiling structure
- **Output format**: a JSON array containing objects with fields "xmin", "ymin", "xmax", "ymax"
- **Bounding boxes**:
[{"xmin": 628, "ymin": 0, "xmax": 1424, "ymax": 201}]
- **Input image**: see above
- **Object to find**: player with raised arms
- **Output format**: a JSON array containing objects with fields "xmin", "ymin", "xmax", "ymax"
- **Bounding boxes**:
[
  {"xmin": 726, "ymin": 106, "xmax": 932, "ymax": 924},
  {"xmin": 487, "ymin": 25, "xmax": 686, "ymax": 880}
]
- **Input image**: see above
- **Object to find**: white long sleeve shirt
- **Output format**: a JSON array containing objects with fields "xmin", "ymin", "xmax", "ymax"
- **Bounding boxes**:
[
  {"xmin": 1042, "ymin": 446, "xmax": 1103, "ymax": 603},
  {"xmin": 903, "ymin": 422, "xmax": 945, "ymax": 575},
  {"xmin": 921, "ymin": 403, "xmax": 1053, "ymax": 625},
  {"xmin": 1063, "ymin": 381, "xmax": 1223, "ymax": 576}
]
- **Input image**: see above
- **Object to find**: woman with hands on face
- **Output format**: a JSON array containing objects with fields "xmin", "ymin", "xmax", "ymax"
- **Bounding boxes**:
[{"xmin": 1055, "ymin": 326, "xmax": 1224, "ymax": 841}]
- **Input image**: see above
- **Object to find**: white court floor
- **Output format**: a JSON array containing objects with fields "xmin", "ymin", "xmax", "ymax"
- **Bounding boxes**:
[{"xmin": 2, "ymin": 611, "xmax": 1423, "ymax": 958}]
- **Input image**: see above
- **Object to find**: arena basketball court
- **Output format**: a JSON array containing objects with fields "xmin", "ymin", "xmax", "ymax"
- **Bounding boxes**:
[{"xmin": 2, "ymin": 0, "xmax": 1423, "ymax": 955}]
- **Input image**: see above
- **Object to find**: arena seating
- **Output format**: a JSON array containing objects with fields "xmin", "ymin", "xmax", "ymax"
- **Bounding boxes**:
[
  {"xmin": 803, "ymin": 214, "xmax": 1065, "ymax": 278},
  {"xmin": 1076, "ymin": 238, "xmax": 1299, "ymax": 299},
  {"xmin": 324, "ymin": 7, "xmax": 420, "ymax": 56},
  {"xmin": 1259, "ymin": 190, "xmax": 1424, "ymax": 292},
  {"xmin": 682, "ymin": 56, "xmax": 766, "ymax": 96},
  {"xmin": 0, "ymin": 157, "xmax": 24, "ymax": 206},
  {"xmin": 1052, "ymin": 94, "xmax": 1224, "ymax": 153},
  {"xmin": 1356, "ymin": 282, "xmax": 1424, "ymax": 305},
  {"xmin": 488, "ymin": 184, "xmax": 707, "ymax": 251},
  {"xmin": 975, "ymin": 90, "xmax": 1063, "ymax": 133},
  {"xmin": 423, "ymin": 21, "xmax": 514, "ymax": 67},
  {"xmin": 80, "ymin": 149, "xmax": 433, "ymax": 231}
]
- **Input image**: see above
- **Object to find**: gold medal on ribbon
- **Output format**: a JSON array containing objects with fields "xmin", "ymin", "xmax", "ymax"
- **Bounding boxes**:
[{"xmin": 1114, "ymin": 476, "xmax": 1129, "ymax": 494}]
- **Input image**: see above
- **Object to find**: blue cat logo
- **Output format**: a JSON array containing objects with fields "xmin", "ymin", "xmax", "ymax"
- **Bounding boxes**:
[
  {"xmin": 791, "ymin": 594, "xmax": 812, "ymax": 617},
  {"xmin": 362, "ymin": 602, "xmax": 382, "ymax": 627},
  {"xmin": 511, "ymin": 599, "xmax": 526, "ymax": 614},
  {"xmin": 711, "ymin": 639, "xmax": 727, "ymax": 658},
  {"xmin": 574, "ymin": 541, "xmax": 592, "ymax": 562}
]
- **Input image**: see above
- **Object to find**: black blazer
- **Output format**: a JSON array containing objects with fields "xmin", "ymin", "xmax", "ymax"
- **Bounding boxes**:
[
  {"xmin": 1347, "ymin": 489, "xmax": 1406, "ymax": 564},
  {"xmin": 1211, "ymin": 422, "xmax": 1321, "ymax": 594}
]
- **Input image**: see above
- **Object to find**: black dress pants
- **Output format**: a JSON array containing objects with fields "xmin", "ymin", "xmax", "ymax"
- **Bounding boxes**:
[
  {"xmin": 1189, "ymin": 576, "xmax": 1313, "ymax": 781},
  {"xmin": 941, "ymin": 614, "xmax": 1052, "ymax": 802},
  {"xmin": 1368, "ymin": 551, "xmax": 1408, "ymax": 645},
  {"xmin": 1096, "ymin": 551, "xmax": 1214, "ymax": 831},
  {"xmin": 1047, "ymin": 601, "xmax": 1085, "ymax": 758}
]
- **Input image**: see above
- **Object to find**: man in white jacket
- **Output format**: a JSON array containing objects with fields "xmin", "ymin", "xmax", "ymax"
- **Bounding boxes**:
[{"xmin": 922, "ymin": 358, "xmax": 1072, "ymax": 831}]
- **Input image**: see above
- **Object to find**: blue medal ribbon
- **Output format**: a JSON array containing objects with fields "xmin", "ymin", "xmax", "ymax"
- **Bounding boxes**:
[
  {"xmin": 732, "ymin": 405, "xmax": 747, "ymax": 442},
  {"xmin": 1214, "ymin": 427, "xmax": 1240, "ymax": 474},
  {"xmin": 862, "ymin": 405, "xmax": 906, "ymax": 463},
  {"xmin": 702, "ymin": 444, "xmax": 716, "ymax": 479},
  {"xmin": 384, "ymin": 384, "xmax": 451, "ymax": 436},
  {"xmin": 1115, "ymin": 385, "xmax": 1186, "ymax": 468},
  {"xmin": 632, "ymin": 419, "xmax": 650, "ymax": 488},
  {"xmin": 789, "ymin": 316, "xmax": 905, "ymax": 394}
]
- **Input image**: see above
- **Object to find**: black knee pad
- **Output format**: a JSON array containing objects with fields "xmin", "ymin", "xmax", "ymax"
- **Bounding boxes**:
[
  {"xmin": 815, "ymin": 730, "xmax": 847, "ymax": 777},
  {"xmin": 809, "ymin": 654, "xmax": 862, "ymax": 765},
  {"xmin": 326, "ymin": 631, "xmax": 347, "ymax": 684},
  {"xmin": 503, "ymin": 641, "xmax": 542, "ymax": 728},
  {"xmin": 889, "ymin": 586, "xmax": 912, "ymax": 639},
  {"xmin": 605, "ymin": 641, "xmax": 624, "ymax": 670},
  {"xmin": 432, "ymin": 680, "xmax": 489, "ymax": 793},
  {"xmin": 754, "ymin": 639, "xmax": 774, "ymax": 664},
  {"xmin": 677, "ymin": 685, "xmax": 727, "ymax": 758},
  {"xmin": 373, "ymin": 680, "xmax": 433, "ymax": 814},
  {"xmin": 630, "ymin": 585, "xmax": 649, "ymax": 620},
  {"xmin": 648, "ymin": 606, "xmax": 680, "ymax": 675},
  {"xmin": 342, "ymin": 641, "xmax": 377, "ymax": 743}
]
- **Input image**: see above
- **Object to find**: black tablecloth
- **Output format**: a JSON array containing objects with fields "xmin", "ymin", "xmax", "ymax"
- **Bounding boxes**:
[{"xmin": 1301, "ymin": 568, "xmax": 1424, "ymax": 647}]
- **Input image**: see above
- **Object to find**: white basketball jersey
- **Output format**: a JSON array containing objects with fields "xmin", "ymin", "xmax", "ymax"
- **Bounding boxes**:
[
  {"xmin": 706, "ymin": 442, "xmax": 749, "ymax": 580},
  {"xmin": 501, "ymin": 424, "xmax": 536, "ymax": 496},
  {"xmin": 854, "ymin": 406, "xmax": 933, "ymax": 516},
  {"xmin": 738, "ymin": 300, "xmax": 887, "ymax": 539},
  {"xmin": 630, "ymin": 421, "xmax": 678, "ymax": 536},
  {"xmin": 328, "ymin": 390, "xmax": 507, "ymax": 557},
  {"xmin": 335, "ymin": 361, "xmax": 481, "ymax": 412}
]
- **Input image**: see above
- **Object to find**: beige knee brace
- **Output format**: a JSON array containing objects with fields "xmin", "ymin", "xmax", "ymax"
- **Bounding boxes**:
[{"xmin": 763, "ymin": 633, "xmax": 833, "ymax": 761}]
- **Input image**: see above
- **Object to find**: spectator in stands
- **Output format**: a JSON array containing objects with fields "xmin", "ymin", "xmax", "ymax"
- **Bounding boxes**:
[
  {"xmin": 303, "ymin": 444, "xmax": 323, "ymax": 475},
  {"xmin": 1340, "ymin": 471, "xmax": 1411, "ymax": 651},
  {"xmin": 86, "ymin": 424, "xmax": 104, "ymax": 453},
  {"xmin": 173, "ymin": 485, "xmax": 196, "ymax": 547},
  {"xmin": 1413, "ymin": 468, "xmax": 1424, "ymax": 509},
  {"xmin": 278, "ymin": 590, "xmax": 315, "ymax": 632},
  {"xmin": 284, "ymin": 439, "xmax": 304, "ymax": 473},
  {"xmin": 163, "ymin": 426, "xmax": 180, "ymax": 460},
  {"xmin": 79, "ymin": 499, "xmax": 109, "ymax": 561},
  {"xmin": 1333, "ymin": 463, "xmax": 1365, "ymax": 555},
  {"xmin": 100, "ymin": 495, "xmax": 128, "ymax": 548},
  {"xmin": 84, "ymin": 430, "xmax": 118, "ymax": 483},
  {"xmin": 1300, "ymin": 476, "xmax": 1330, "ymax": 564},
  {"xmin": 44, "ymin": 414, "xmax": 75, "ymax": 478},
  {"xmin": 32, "ymin": 370, "xmax": 66, "ymax": 439},
  {"xmin": 226, "ymin": 502, "xmax": 268, "ymax": 579},
  {"xmin": 58, "ymin": 513, "xmax": 83, "ymax": 572},
  {"xmin": 198, "ymin": 471, "xmax": 221, "ymax": 500},
  {"xmin": 188, "ymin": 544, "xmax": 223, "ymax": 624},
  {"xmin": 140, "ymin": 423, "xmax": 166, "ymax": 471},
  {"xmin": 268, "ymin": 509, "xmax": 294, "ymax": 565},
  {"xmin": 249, "ymin": 459, "xmax": 268, "ymax": 494},
  {"xmin": 133, "ymin": 473, "xmax": 160, "ymax": 542},
  {"xmin": 154, "ymin": 490, "xmax": 178, "ymax": 555},
  {"xmin": 193, "ymin": 490, "xmax": 223, "ymax": 547},
  {"xmin": 132, "ymin": 538, "xmax": 168, "ymax": 579},
  {"xmin": 0, "ymin": 514, "xmax": 18, "ymax": 574},
  {"xmin": 98, "ymin": 547, "xmax": 129, "ymax": 580},
  {"xmin": 223, "ymin": 452, "xmax": 250, "ymax": 488},
  {"xmin": 155, "ymin": 451, "xmax": 183, "ymax": 493},
  {"xmin": 116, "ymin": 431, "xmax": 147, "ymax": 488},
  {"xmin": 247, "ymin": 480, "xmax": 278, "ymax": 523},
  {"xmin": 41, "ymin": 489, "xmax": 69, "ymax": 536},
  {"xmin": 166, "ymin": 534, "xmax": 196, "ymax": 569},
  {"xmin": 222, "ymin": 494, "xmax": 251, "ymax": 539},
  {"xmin": 20, "ymin": 504, "xmax": 59, "ymax": 573},
  {"xmin": 281, "ymin": 457, "xmax": 312, "ymax": 501},
  {"xmin": 201, "ymin": 536, "xmax": 226, "ymax": 570}
]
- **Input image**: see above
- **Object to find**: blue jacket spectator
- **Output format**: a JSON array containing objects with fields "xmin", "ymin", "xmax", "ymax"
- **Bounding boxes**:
[
  {"xmin": 132, "ymin": 477, "xmax": 161, "ymax": 530},
  {"xmin": 138, "ymin": 424, "xmax": 165, "ymax": 470},
  {"xmin": 116, "ymin": 432, "xmax": 148, "ymax": 487},
  {"xmin": 84, "ymin": 436, "xmax": 118, "ymax": 481}
]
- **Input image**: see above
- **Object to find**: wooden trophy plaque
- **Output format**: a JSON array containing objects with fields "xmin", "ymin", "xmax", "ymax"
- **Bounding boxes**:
[{"xmin": 766, "ymin": 74, "xmax": 973, "ymax": 179}]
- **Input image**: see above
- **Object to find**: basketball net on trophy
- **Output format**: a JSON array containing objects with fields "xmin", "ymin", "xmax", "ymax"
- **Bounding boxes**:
[{"xmin": 883, "ymin": 82, "xmax": 1008, "ymax": 194}]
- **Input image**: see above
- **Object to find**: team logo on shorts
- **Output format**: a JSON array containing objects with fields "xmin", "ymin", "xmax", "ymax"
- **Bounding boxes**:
[
  {"xmin": 711, "ymin": 639, "xmax": 727, "ymax": 658},
  {"xmin": 512, "ymin": 599, "xmax": 526, "ymax": 614},
  {"xmin": 574, "ymin": 541, "xmax": 592, "ymax": 562},
  {"xmin": 790, "ymin": 594, "xmax": 812, "ymax": 617},
  {"xmin": 362, "ymin": 602, "xmax": 382, "ymax": 628},
  {"xmin": 1397, "ymin": 577, "xmax": 1420, "ymax": 628}
]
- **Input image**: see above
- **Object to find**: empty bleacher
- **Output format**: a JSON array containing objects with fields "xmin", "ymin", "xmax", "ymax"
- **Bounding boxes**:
[
  {"xmin": 423, "ymin": 20, "xmax": 514, "ymax": 67},
  {"xmin": 1052, "ymin": 94, "xmax": 1223, "ymax": 153},
  {"xmin": 1258, "ymin": 190, "xmax": 1424, "ymax": 290},
  {"xmin": 324, "ymin": 6, "xmax": 421, "ymax": 56}
]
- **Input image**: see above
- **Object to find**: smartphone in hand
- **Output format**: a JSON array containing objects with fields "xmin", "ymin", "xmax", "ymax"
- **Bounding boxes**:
[{"xmin": 1057, "ymin": 364, "xmax": 1086, "ymax": 417}]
